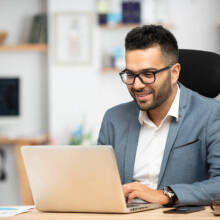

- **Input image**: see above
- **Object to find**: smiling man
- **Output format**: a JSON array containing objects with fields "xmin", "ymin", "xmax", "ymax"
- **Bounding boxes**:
[{"xmin": 98, "ymin": 25, "xmax": 220, "ymax": 206}]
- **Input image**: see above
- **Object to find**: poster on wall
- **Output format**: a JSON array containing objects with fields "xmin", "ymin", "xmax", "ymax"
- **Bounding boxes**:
[{"xmin": 54, "ymin": 11, "xmax": 93, "ymax": 65}]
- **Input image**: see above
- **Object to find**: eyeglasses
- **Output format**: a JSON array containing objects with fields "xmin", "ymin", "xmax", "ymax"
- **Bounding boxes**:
[{"xmin": 119, "ymin": 64, "xmax": 175, "ymax": 85}]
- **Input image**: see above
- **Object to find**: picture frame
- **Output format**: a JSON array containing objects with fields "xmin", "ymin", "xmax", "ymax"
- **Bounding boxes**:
[{"xmin": 54, "ymin": 11, "xmax": 93, "ymax": 65}]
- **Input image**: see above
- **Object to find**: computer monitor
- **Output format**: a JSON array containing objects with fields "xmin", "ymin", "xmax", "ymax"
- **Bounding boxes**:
[
  {"xmin": 0, "ymin": 77, "xmax": 20, "ymax": 136},
  {"xmin": 0, "ymin": 78, "xmax": 19, "ymax": 116}
]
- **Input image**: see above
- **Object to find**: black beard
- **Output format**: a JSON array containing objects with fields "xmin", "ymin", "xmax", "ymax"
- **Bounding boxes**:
[{"xmin": 130, "ymin": 73, "xmax": 172, "ymax": 112}]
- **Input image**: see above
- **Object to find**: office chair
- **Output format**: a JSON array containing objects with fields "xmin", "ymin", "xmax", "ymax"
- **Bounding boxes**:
[
  {"xmin": 178, "ymin": 49, "xmax": 220, "ymax": 98},
  {"xmin": 0, "ymin": 148, "xmax": 6, "ymax": 181}
]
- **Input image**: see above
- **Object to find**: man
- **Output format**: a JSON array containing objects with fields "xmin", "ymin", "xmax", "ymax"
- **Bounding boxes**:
[{"xmin": 97, "ymin": 25, "xmax": 220, "ymax": 206}]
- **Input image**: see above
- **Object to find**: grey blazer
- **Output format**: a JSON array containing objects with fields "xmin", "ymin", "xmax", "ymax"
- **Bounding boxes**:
[{"xmin": 97, "ymin": 83, "xmax": 220, "ymax": 206}]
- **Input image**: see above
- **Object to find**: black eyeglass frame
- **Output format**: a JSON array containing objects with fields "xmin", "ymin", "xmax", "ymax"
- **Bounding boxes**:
[{"xmin": 119, "ymin": 64, "xmax": 175, "ymax": 85}]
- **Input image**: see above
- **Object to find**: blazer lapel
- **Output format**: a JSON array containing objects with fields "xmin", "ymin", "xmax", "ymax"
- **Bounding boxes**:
[
  {"xmin": 123, "ymin": 109, "xmax": 141, "ymax": 184},
  {"xmin": 157, "ymin": 84, "xmax": 189, "ymax": 188}
]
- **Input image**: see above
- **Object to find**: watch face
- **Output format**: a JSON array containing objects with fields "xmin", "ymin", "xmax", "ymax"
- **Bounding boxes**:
[
  {"xmin": 163, "ymin": 187, "xmax": 177, "ymax": 206},
  {"xmin": 168, "ymin": 191, "xmax": 175, "ymax": 198},
  {"xmin": 164, "ymin": 187, "xmax": 175, "ymax": 198}
]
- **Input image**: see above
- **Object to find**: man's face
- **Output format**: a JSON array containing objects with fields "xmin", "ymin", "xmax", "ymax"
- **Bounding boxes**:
[{"xmin": 125, "ymin": 46, "xmax": 177, "ymax": 112}]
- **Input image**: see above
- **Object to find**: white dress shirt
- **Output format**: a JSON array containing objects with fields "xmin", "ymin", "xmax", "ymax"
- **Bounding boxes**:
[{"xmin": 133, "ymin": 86, "xmax": 180, "ymax": 189}]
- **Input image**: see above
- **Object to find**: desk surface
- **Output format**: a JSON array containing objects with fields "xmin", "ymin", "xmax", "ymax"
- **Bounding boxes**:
[{"xmin": 4, "ymin": 207, "xmax": 218, "ymax": 220}]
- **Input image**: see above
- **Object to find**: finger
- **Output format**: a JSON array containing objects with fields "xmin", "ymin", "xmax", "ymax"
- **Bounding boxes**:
[
  {"xmin": 127, "ymin": 191, "xmax": 140, "ymax": 203},
  {"xmin": 123, "ymin": 185, "xmax": 135, "ymax": 198},
  {"xmin": 122, "ymin": 182, "xmax": 141, "ymax": 197},
  {"xmin": 123, "ymin": 182, "xmax": 141, "ymax": 191}
]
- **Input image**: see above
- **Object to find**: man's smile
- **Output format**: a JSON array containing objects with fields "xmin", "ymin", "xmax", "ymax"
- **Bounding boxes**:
[{"xmin": 133, "ymin": 90, "xmax": 153, "ymax": 102}]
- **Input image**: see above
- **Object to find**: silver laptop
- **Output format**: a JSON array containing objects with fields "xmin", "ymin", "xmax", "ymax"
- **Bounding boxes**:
[{"xmin": 21, "ymin": 145, "xmax": 161, "ymax": 213}]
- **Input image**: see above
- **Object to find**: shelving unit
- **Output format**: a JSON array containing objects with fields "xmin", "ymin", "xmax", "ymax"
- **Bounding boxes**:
[
  {"xmin": 0, "ymin": 43, "xmax": 47, "ymax": 52},
  {"xmin": 100, "ymin": 23, "xmax": 141, "ymax": 29}
]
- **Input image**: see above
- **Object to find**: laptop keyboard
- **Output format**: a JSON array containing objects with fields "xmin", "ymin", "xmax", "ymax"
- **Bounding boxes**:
[{"xmin": 126, "ymin": 202, "xmax": 149, "ymax": 208}]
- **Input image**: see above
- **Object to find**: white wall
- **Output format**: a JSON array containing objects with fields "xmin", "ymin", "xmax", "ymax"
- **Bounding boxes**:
[
  {"xmin": 48, "ymin": 0, "xmax": 220, "ymax": 144},
  {"xmin": 48, "ymin": 0, "xmax": 131, "ymax": 144},
  {"xmin": 169, "ymin": 0, "xmax": 220, "ymax": 52}
]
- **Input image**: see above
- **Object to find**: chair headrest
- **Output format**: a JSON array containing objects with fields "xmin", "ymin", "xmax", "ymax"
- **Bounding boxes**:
[{"xmin": 178, "ymin": 49, "xmax": 220, "ymax": 98}]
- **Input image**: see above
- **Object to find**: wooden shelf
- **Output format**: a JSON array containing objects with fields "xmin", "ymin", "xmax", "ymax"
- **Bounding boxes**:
[
  {"xmin": 99, "ymin": 23, "xmax": 173, "ymax": 29},
  {"xmin": 0, "ymin": 43, "xmax": 47, "ymax": 52},
  {"xmin": 100, "ymin": 23, "xmax": 141, "ymax": 29},
  {"xmin": 0, "ymin": 134, "xmax": 48, "ymax": 145},
  {"xmin": 101, "ymin": 67, "xmax": 121, "ymax": 73}
]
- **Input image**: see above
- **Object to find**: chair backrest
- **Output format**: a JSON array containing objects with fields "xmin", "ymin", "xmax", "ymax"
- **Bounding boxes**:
[{"xmin": 178, "ymin": 49, "xmax": 220, "ymax": 98}]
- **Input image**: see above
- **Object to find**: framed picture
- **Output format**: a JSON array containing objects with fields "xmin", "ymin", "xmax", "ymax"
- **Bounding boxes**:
[{"xmin": 54, "ymin": 11, "xmax": 93, "ymax": 65}]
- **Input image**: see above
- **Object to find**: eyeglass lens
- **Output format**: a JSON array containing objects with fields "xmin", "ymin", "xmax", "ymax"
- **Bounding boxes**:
[{"xmin": 122, "ymin": 72, "xmax": 155, "ymax": 85}]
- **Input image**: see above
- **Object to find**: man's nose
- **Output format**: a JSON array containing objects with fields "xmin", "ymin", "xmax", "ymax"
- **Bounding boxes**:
[{"xmin": 133, "ymin": 76, "xmax": 145, "ymax": 89}]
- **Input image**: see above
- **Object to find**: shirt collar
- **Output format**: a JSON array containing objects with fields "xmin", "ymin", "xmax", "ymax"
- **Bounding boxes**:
[{"xmin": 138, "ymin": 85, "xmax": 180, "ymax": 125}]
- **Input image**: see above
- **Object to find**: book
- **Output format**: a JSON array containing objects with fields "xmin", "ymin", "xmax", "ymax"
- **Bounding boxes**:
[
  {"xmin": 131, "ymin": 1, "xmax": 141, "ymax": 23},
  {"xmin": 29, "ymin": 13, "xmax": 47, "ymax": 43},
  {"xmin": 122, "ymin": 1, "xmax": 141, "ymax": 24}
]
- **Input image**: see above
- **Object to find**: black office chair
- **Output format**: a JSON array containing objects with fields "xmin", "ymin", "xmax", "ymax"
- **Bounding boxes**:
[
  {"xmin": 178, "ymin": 49, "xmax": 220, "ymax": 98},
  {"xmin": 0, "ymin": 148, "xmax": 6, "ymax": 181}
]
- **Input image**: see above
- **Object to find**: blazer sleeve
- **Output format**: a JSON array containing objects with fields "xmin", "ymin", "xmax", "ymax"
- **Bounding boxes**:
[
  {"xmin": 169, "ymin": 105, "xmax": 220, "ymax": 206},
  {"xmin": 97, "ymin": 111, "xmax": 111, "ymax": 146}
]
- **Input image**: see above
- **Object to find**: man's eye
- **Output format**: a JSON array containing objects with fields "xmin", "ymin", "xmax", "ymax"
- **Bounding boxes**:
[
  {"xmin": 141, "ymin": 72, "xmax": 154, "ymax": 78},
  {"xmin": 127, "ymin": 73, "xmax": 135, "ymax": 78}
]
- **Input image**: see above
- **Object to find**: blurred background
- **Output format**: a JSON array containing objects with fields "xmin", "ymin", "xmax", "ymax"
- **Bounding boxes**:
[{"xmin": 0, "ymin": 0, "xmax": 219, "ymax": 205}]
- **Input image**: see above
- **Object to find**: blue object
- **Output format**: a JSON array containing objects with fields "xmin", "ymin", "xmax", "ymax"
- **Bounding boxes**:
[
  {"xmin": 113, "ymin": 46, "xmax": 123, "ymax": 60},
  {"xmin": 107, "ymin": 13, "xmax": 122, "ymax": 24},
  {"xmin": 0, "ymin": 207, "xmax": 18, "ymax": 211},
  {"xmin": 73, "ymin": 125, "xmax": 83, "ymax": 138}
]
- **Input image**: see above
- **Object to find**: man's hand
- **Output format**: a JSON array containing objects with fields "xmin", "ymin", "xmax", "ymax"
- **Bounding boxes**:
[{"xmin": 122, "ymin": 182, "xmax": 170, "ymax": 205}]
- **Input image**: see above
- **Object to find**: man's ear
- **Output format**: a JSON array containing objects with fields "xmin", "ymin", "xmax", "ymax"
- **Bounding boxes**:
[{"xmin": 171, "ymin": 63, "xmax": 181, "ymax": 84}]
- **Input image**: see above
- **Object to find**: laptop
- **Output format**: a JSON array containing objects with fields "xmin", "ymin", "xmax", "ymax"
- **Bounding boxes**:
[{"xmin": 21, "ymin": 145, "xmax": 161, "ymax": 213}]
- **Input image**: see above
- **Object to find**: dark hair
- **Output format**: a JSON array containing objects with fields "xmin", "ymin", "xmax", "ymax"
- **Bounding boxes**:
[{"xmin": 125, "ymin": 25, "xmax": 178, "ymax": 63}]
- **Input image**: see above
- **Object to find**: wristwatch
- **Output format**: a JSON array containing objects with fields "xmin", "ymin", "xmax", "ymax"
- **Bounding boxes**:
[{"xmin": 163, "ymin": 186, "xmax": 177, "ymax": 206}]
